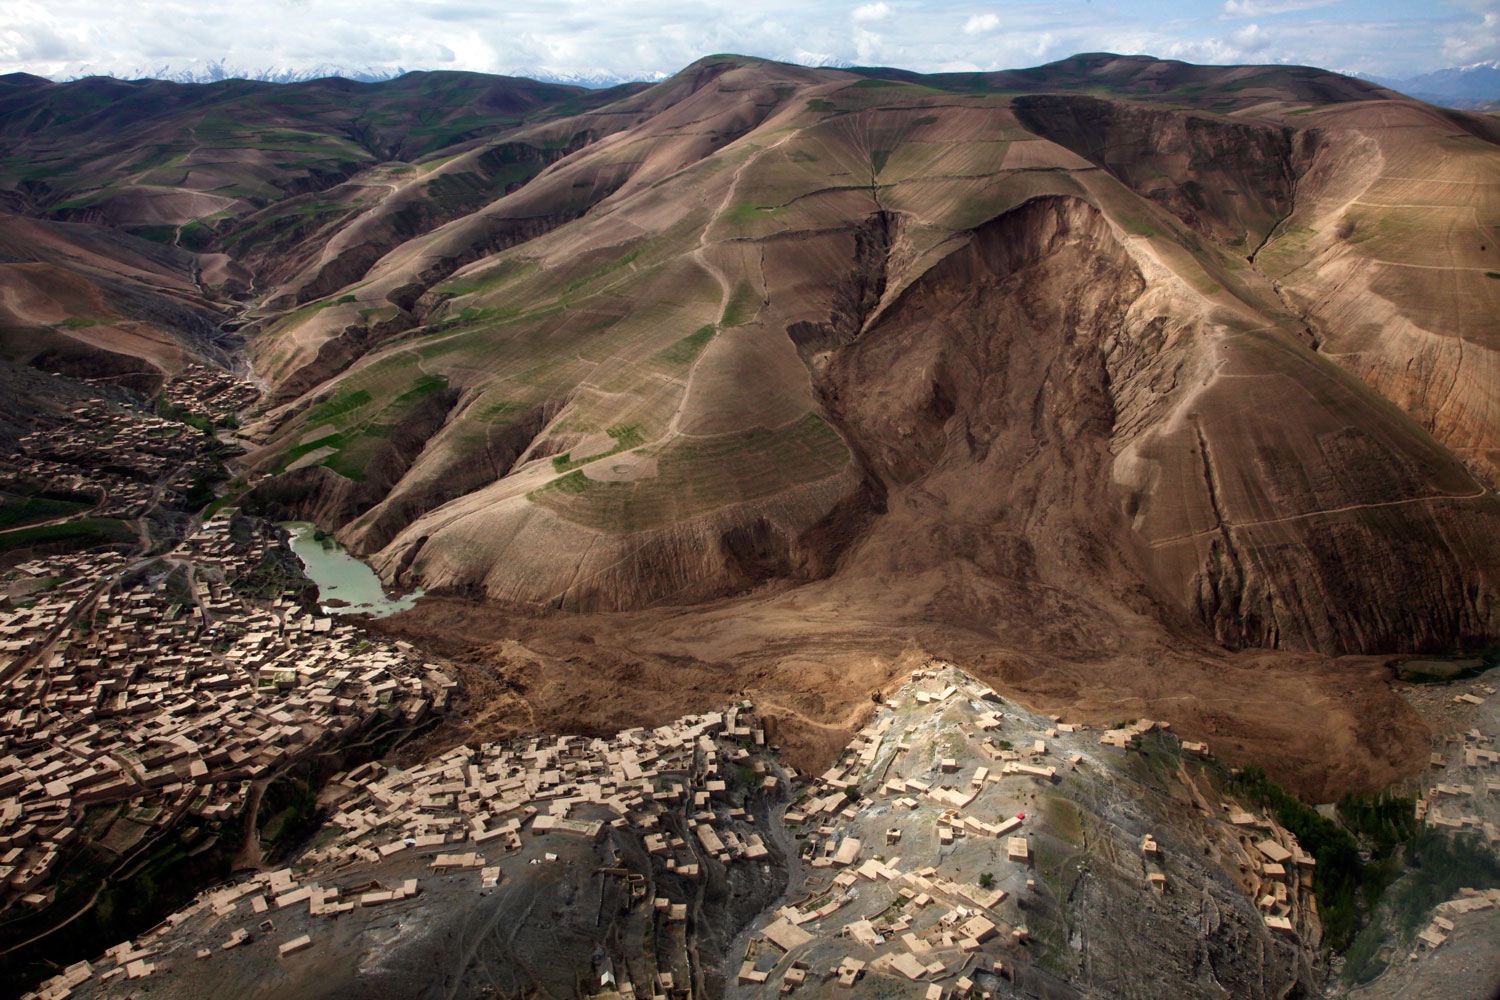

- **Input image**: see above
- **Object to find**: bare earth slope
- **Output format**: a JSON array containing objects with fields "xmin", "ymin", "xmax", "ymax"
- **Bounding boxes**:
[
  {"xmin": 228, "ymin": 57, "xmax": 1500, "ymax": 656},
  {"xmin": 7, "ymin": 53, "xmax": 1500, "ymax": 799}
]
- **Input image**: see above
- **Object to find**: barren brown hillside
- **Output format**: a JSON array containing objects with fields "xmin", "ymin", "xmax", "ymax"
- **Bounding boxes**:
[{"xmin": 5, "ymin": 53, "xmax": 1499, "ymax": 796}]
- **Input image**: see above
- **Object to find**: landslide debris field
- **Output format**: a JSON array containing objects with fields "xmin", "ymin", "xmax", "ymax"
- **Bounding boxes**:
[{"xmin": 5, "ymin": 50, "xmax": 1500, "ymax": 999}]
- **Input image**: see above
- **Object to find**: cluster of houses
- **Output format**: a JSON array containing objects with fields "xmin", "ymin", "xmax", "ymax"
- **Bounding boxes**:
[
  {"xmin": 1414, "ymin": 887, "xmax": 1500, "ymax": 953},
  {"xmin": 21, "ymin": 703, "xmax": 780, "ymax": 1000},
  {"xmin": 1410, "ymin": 680, "xmax": 1500, "ymax": 961},
  {"xmin": 734, "ymin": 667, "xmax": 1068, "ymax": 995},
  {"xmin": 1, "ymin": 551, "xmax": 131, "ymax": 660},
  {"xmin": 159, "ymin": 364, "xmax": 260, "ymax": 426},
  {"xmin": 0, "ymin": 508, "xmax": 452, "ymax": 918},
  {"xmin": 1420, "ymin": 682, "xmax": 1500, "ymax": 846},
  {"xmin": 6, "ymin": 400, "xmax": 222, "ymax": 518},
  {"xmin": 731, "ymin": 664, "xmax": 1319, "ymax": 998},
  {"xmin": 298, "ymin": 703, "xmax": 774, "ymax": 874}
]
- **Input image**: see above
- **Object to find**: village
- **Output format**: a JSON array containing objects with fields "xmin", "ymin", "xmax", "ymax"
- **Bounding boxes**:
[
  {"xmin": 6, "ymin": 394, "xmax": 232, "ymax": 521},
  {"xmin": 0, "ymin": 505, "xmax": 453, "ymax": 916},
  {"xmin": 0, "ymin": 373, "xmax": 465, "ymax": 992},
  {"xmin": 1404, "ymin": 676, "xmax": 1500, "ymax": 960},
  {"xmin": 22, "ymin": 700, "xmax": 787, "ymax": 1000},
  {"xmin": 15, "ymin": 661, "xmax": 1353, "ymax": 1000},
  {"xmin": 720, "ymin": 664, "xmax": 1327, "ymax": 999}
]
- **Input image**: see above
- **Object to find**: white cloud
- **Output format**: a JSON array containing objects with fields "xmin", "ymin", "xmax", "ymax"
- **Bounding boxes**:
[
  {"xmin": 1222, "ymin": 0, "xmax": 1336, "ymax": 17},
  {"xmin": 963, "ymin": 13, "xmax": 1000, "ymax": 35},
  {"xmin": 1229, "ymin": 23, "xmax": 1271, "ymax": 53},
  {"xmin": 0, "ymin": 0, "xmax": 1473, "ymax": 86},
  {"xmin": 1442, "ymin": 8, "xmax": 1500, "ymax": 64}
]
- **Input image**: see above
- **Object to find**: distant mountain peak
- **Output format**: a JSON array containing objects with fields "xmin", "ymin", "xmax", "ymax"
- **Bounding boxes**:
[
  {"xmin": 57, "ymin": 60, "xmax": 662, "ymax": 90},
  {"xmin": 66, "ymin": 60, "xmax": 402, "ymax": 85},
  {"xmin": 1361, "ymin": 62, "xmax": 1500, "ymax": 107},
  {"xmin": 505, "ymin": 66, "xmax": 668, "ymax": 89}
]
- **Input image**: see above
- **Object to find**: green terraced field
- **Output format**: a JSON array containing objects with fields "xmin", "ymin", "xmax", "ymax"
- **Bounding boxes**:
[{"xmin": 528, "ymin": 413, "xmax": 850, "ymax": 532}]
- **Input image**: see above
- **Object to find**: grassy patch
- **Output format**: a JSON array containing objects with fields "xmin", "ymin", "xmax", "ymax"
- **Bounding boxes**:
[
  {"xmin": 307, "ymin": 388, "xmax": 372, "ymax": 424},
  {"xmin": 276, "ymin": 433, "xmax": 344, "ymax": 472},
  {"xmin": 563, "ymin": 248, "xmax": 640, "ymax": 296},
  {"xmin": 529, "ymin": 413, "xmax": 850, "ymax": 533},
  {"xmin": 393, "ymin": 373, "xmax": 449, "ymax": 403},
  {"xmin": 805, "ymin": 98, "xmax": 836, "ymax": 113},
  {"xmin": 550, "ymin": 423, "xmax": 646, "ymax": 473},
  {"xmin": 723, "ymin": 201, "xmax": 772, "ymax": 228},
  {"xmin": 0, "ymin": 494, "xmax": 90, "ymax": 529},
  {"xmin": 721, "ymin": 282, "xmax": 759, "ymax": 327},
  {"xmin": 1041, "ymin": 795, "xmax": 1085, "ymax": 847},
  {"xmin": 436, "ymin": 258, "xmax": 538, "ymax": 298},
  {"xmin": 473, "ymin": 398, "xmax": 529, "ymax": 423},
  {"xmin": 0, "ymin": 518, "xmax": 134, "ymax": 553},
  {"xmin": 653, "ymin": 325, "xmax": 717, "ymax": 367}
]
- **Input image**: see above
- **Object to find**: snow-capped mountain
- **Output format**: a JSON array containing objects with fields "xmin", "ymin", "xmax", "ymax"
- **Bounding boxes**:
[
  {"xmin": 507, "ymin": 67, "xmax": 669, "ymax": 89},
  {"xmin": 61, "ymin": 60, "xmax": 662, "ymax": 90},
  {"xmin": 1359, "ymin": 62, "xmax": 1500, "ymax": 108},
  {"xmin": 66, "ymin": 61, "xmax": 403, "ymax": 84}
]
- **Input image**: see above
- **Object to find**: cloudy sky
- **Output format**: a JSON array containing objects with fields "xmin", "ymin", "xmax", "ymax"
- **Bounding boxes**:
[{"xmin": 3, "ymin": 0, "xmax": 1498, "ymax": 83}]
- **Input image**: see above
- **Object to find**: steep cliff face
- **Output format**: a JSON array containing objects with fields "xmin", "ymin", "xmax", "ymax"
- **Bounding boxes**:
[
  {"xmin": 1009, "ymin": 93, "xmax": 1500, "ymax": 502},
  {"xmin": 814, "ymin": 196, "xmax": 1500, "ymax": 656},
  {"xmin": 1013, "ymin": 95, "xmax": 1296, "ymax": 250}
]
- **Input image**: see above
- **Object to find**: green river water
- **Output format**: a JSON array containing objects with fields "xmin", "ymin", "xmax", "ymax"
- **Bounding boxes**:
[{"xmin": 281, "ymin": 521, "xmax": 423, "ymax": 617}]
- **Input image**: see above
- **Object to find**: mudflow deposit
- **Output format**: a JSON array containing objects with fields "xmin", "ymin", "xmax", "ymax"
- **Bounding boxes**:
[{"xmin": 2, "ymin": 52, "xmax": 1500, "ymax": 1000}]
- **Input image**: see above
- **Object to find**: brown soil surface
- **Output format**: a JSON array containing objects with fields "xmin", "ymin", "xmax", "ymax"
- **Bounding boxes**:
[{"xmin": 368, "ymin": 588, "xmax": 1429, "ymax": 803}]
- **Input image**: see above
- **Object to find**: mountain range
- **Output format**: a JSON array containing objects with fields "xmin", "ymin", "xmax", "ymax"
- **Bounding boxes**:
[
  {"xmin": 1363, "ymin": 62, "xmax": 1500, "ymax": 108},
  {"xmin": 6, "ymin": 47, "xmax": 1500, "ymax": 999},
  {"xmin": 38, "ymin": 56, "xmax": 1500, "ymax": 107},
  {"xmin": 58, "ymin": 59, "xmax": 664, "ymax": 89},
  {"xmin": 1, "ymin": 51, "xmax": 1497, "ymax": 804}
]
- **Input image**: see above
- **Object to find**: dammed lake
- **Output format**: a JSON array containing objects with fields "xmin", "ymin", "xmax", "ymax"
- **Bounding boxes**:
[{"xmin": 281, "ymin": 521, "xmax": 423, "ymax": 617}]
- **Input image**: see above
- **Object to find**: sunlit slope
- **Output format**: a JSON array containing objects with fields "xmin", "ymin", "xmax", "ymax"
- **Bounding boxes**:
[
  {"xmin": 232, "ymin": 57, "xmax": 1500, "ymax": 653},
  {"xmin": 0, "ymin": 211, "xmax": 231, "ymax": 386},
  {"xmin": 1246, "ymin": 100, "xmax": 1500, "ymax": 482}
]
